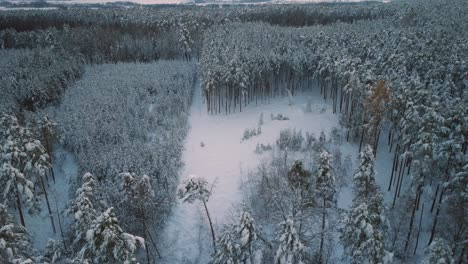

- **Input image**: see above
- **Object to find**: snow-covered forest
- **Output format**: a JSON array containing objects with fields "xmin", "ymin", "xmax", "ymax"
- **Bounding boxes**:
[{"xmin": 0, "ymin": 0, "xmax": 466, "ymax": 263}]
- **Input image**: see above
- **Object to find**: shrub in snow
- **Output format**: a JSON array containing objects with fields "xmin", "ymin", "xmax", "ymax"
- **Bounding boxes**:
[
  {"xmin": 0, "ymin": 204, "xmax": 35, "ymax": 264},
  {"xmin": 304, "ymin": 132, "xmax": 317, "ymax": 150},
  {"xmin": 305, "ymin": 97, "xmax": 313, "ymax": 113},
  {"xmin": 255, "ymin": 143, "xmax": 272, "ymax": 154},
  {"xmin": 271, "ymin": 113, "xmax": 290, "ymax": 121},
  {"xmin": 287, "ymin": 160, "xmax": 311, "ymax": 190},
  {"xmin": 277, "ymin": 129, "xmax": 303, "ymax": 151},
  {"xmin": 330, "ymin": 127, "xmax": 342, "ymax": 145},
  {"xmin": 258, "ymin": 113, "xmax": 264, "ymax": 126},
  {"xmin": 242, "ymin": 127, "xmax": 261, "ymax": 141},
  {"xmin": 75, "ymin": 207, "xmax": 144, "ymax": 264}
]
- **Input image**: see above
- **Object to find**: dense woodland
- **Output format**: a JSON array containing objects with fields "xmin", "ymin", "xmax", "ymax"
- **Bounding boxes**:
[{"xmin": 0, "ymin": 0, "xmax": 466, "ymax": 263}]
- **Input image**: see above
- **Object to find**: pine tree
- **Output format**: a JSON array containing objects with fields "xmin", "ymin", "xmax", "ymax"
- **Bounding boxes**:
[
  {"xmin": 75, "ymin": 207, "xmax": 144, "ymax": 264},
  {"xmin": 0, "ymin": 114, "xmax": 50, "ymax": 227},
  {"xmin": 68, "ymin": 173, "xmax": 99, "ymax": 248},
  {"xmin": 41, "ymin": 239, "xmax": 67, "ymax": 263},
  {"xmin": 315, "ymin": 150, "xmax": 336, "ymax": 264},
  {"xmin": 212, "ymin": 225, "xmax": 242, "ymax": 264},
  {"xmin": 274, "ymin": 217, "xmax": 306, "ymax": 264},
  {"xmin": 236, "ymin": 210, "xmax": 257, "ymax": 262},
  {"xmin": 341, "ymin": 194, "xmax": 392, "ymax": 264},
  {"xmin": 353, "ymin": 145, "xmax": 379, "ymax": 201},
  {"xmin": 341, "ymin": 146, "xmax": 392, "ymax": 264},
  {"xmin": 178, "ymin": 175, "xmax": 216, "ymax": 252},
  {"xmin": 212, "ymin": 210, "xmax": 257, "ymax": 264},
  {"xmin": 120, "ymin": 172, "xmax": 158, "ymax": 261},
  {"xmin": 0, "ymin": 204, "xmax": 35, "ymax": 263},
  {"xmin": 421, "ymin": 238, "xmax": 453, "ymax": 264}
]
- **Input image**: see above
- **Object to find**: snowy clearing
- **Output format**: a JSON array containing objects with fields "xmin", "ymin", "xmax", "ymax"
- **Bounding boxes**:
[{"xmin": 162, "ymin": 79, "xmax": 363, "ymax": 262}]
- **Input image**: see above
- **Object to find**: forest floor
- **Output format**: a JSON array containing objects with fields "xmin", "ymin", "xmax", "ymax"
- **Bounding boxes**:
[
  {"xmin": 22, "ymin": 146, "xmax": 79, "ymax": 250},
  {"xmin": 160, "ymin": 80, "xmax": 361, "ymax": 263}
]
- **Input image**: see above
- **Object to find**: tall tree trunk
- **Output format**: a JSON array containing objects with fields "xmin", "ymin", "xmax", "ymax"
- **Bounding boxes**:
[
  {"xmin": 404, "ymin": 191, "xmax": 419, "ymax": 252},
  {"xmin": 413, "ymin": 203, "xmax": 424, "ymax": 255},
  {"xmin": 39, "ymin": 175, "xmax": 56, "ymax": 233},
  {"xmin": 203, "ymin": 200, "xmax": 216, "ymax": 253},
  {"xmin": 319, "ymin": 199, "xmax": 326, "ymax": 264},
  {"xmin": 428, "ymin": 189, "xmax": 444, "ymax": 246},
  {"xmin": 16, "ymin": 195, "xmax": 26, "ymax": 227}
]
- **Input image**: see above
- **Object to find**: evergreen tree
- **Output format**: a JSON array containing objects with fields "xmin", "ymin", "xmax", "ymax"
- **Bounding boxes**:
[
  {"xmin": 212, "ymin": 225, "xmax": 242, "ymax": 264},
  {"xmin": 341, "ymin": 146, "xmax": 392, "ymax": 264},
  {"xmin": 353, "ymin": 145, "xmax": 379, "ymax": 201},
  {"xmin": 315, "ymin": 150, "xmax": 336, "ymax": 264},
  {"xmin": 0, "ymin": 204, "xmax": 35, "ymax": 263},
  {"xmin": 274, "ymin": 217, "xmax": 306, "ymax": 264},
  {"xmin": 178, "ymin": 175, "xmax": 216, "ymax": 252},
  {"xmin": 212, "ymin": 210, "xmax": 257, "ymax": 264},
  {"xmin": 75, "ymin": 207, "xmax": 144, "ymax": 264},
  {"xmin": 0, "ymin": 114, "xmax": 49, "ymax": 227},
  {"xmin": 68, "ymin": 173, "xmax": 99, "ymax": 248},
  {"xmin": 40, "ymin": 239, "xmax": 67, "ymax": 264},
  {"xmin": 315, "ymin": 150, "xmax": 336, "ymax": 207},
  {"xmin": 341, "ymin": 194, "xmax": 392, "ymax": 264},
  {"xmin": 421, "ymin": 238, "xmax": 453, "ymax": 264}
]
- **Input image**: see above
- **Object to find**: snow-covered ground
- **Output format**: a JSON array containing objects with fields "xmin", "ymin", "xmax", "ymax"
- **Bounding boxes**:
[
  {"xmin": 161, "ymin": 79, "xmax": 360, "ymax": 263},
  {"xmin": 4, "ymin": 0, "xmax": 375, "ymax": 6},
  {"xmin": 20, "ymin": 146, "xmax": 79, "ymax": 251}
]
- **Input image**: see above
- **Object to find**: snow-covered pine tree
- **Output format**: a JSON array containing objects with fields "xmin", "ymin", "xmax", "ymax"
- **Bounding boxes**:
[
  {"xmin": 0, "ymin": 204, "xmax": 35, "ymax": 263},
  {"xmin": 212, "ymin": 225, "xmax": 241, "ymax": 264},
  {"xmin": 121, "ymin": 172, "xmax": 156, "ymax": 222},
  {"xmin": 178, "ymin": 175, "xmax": 216, "ymax": 252},
  {"xmin": 353, "ymin": 145, "xmax": 379, "ymax": 201},
  {"xmin": 36, "ymin": 115, "xmax": 58, "ymax": 182},
  {"xmin": 212, "ymin": 210, "xmax": 258, "ymax": 264},
  {"xmin": 120, "ymin": 172, "xmax": 158, "ymax": 261},
  {"xmin": 274, "ymin": 217, "xmax": 306, "ymax": 264},
  {"xmin": 236, "ymin": 210, "xmax": 257, "ymax": 262},
  {"xmin": 40, "ymin": 239, "xmax": 67, "ymax": 264},
  {"xmin": 0, "ymin": 114, "xmax": 50, "ymax": 227},
  {"xmin": 68, "ymin": 173, "xmax": 99, "ymax": 249},
  {"xmin": 315, "ymin": 150, "xmax": 336, "ymax": 264},
  {"xmin": 421, "ymin": 238, "xmax": 453, "ymax": 264},
  {"xmin": 341, "ymin": 193, "xmax": 392, "ymax": 264},
  {"xmin": 75, "ymin": 207, "xmax": 144, "ymax": 264},
  {"xmin": 341, "ymin": 145, "xmax": 392, "ymax": 264}
]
